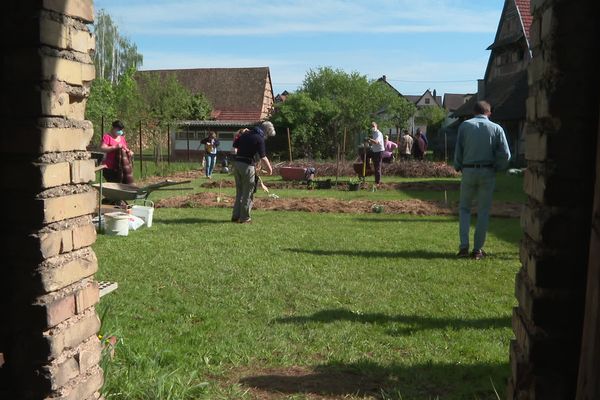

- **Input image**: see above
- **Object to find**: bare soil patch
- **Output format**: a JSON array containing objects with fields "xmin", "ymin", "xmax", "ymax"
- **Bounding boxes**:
[
  {"xmin": 200, "ymin": 180, "xmax": 460, "ymax": 192},
  {"xmin": 156, "ymin": 192, "xmax": 521, "ymax": 218},
  {"xmin": 273, "ymin": 160, "xmax": 459, "ymax": 178}
]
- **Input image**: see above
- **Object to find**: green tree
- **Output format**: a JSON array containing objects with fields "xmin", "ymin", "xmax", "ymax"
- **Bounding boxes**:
[
  {"xmin": 272, "ymin": 67, "xmax": 416, "ymax": 158},
  {"xmin": 371, "ymin": 80, "xmax": 417, "ymax": 133},
  {"xmin": 94, "ymin": 9, "xmax": 143, "ymax": 84},
  {"xmin": 185, "ymin": 93, "xmax": 212, "ymax": 121},
  {"xmin": 85, "ymin": 78, "xmax": 116, "ymax": 143},
  {"xmin": 137, "ymin": 73, "xmax": 212, "ymax": 163},
  {"xmin": 419, "ymin": 106, "xmax": 448, "ymax": 137}
]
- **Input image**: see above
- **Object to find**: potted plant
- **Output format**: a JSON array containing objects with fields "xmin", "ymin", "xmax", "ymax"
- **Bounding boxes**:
[{"xmin": 348, "ymin": 178, "xmax": 361, "ymax": 191}]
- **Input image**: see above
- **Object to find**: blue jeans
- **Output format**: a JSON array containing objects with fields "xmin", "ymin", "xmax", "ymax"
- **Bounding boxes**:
[
  {"xmin": 459, "ymin": 168, "xmax": 496, "ymax": 251},
  {"xmin": 232, "ymin": 161, "xmax": 255, "ymax": 221},
  {"xmin": 205, "ymin": 154, "xmax": 216, "ymax": 177}
]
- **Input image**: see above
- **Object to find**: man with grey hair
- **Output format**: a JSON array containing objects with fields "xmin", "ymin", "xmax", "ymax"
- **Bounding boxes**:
[
  {"xmin": 367, "ymin": 121, "xmax": 385, "ymax": 184},
  {"xmin": 231, "ymin": 121, "xmax": 275, "ymax": 223},
  {"xmin": 454, "ymin": 100, "xmax": 511, "ymax": 260}
]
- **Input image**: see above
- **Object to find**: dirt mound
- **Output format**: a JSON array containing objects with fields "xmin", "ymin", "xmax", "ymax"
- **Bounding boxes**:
[
  {"xmin": 156, "ymin": 192, "xmax": 521, "ymax": 218},
  {"xmin": 200, "ymin": 180, "xmax": 459, "ymax": 192},
  {"xmin": 273, "ymin": 160, "xmax": 459, "ymax": 178}
]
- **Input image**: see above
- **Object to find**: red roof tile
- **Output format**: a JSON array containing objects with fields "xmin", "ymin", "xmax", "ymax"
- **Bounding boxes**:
[
  {"xmin": 515, "ymin": 0, "xmax": 532, "ymax": 39},
  {"xmin": 213, "ymin": 110, "xmax": 263, "ymax": 121}
]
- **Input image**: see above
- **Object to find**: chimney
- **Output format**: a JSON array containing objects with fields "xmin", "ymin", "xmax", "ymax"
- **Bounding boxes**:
[
  {"xmin": 477, "ymin": 79, "xmax": 486, "ymax": 100},
  {"xmin": 382, "ymin": 75, "xmax": 387, "ymax": 81},
  {"xmin": 433, "ymin": 89, "xmax": 437, "ymax": 99}
]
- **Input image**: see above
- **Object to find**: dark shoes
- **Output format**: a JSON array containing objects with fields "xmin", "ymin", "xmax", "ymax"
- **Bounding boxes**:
[
  {"xmin": 457, "ymin": 248, "xmax": 470, "ymax": 258},
  {"xmin": 238, "ymin": 218, "xmax": 252, "ymax": 224},
  {"xmin": 457, "ymin": 248, "xmax": 487, "ymax": 260},
  {"xmin": 472, "ymin": 249, "xmax": 487, "ymax": 260}
]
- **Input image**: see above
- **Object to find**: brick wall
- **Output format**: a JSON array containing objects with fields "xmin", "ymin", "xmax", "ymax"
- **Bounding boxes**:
[
  {"xmin": 509, "ymin": 0, "xmax": 600, "ymax": 398},
  {"xmin": 0, "ymin": 1, "xmax": 103, "ymax": 399}
]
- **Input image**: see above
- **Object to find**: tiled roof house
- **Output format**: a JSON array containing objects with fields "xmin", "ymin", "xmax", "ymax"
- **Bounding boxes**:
[
  {"xmin": 137, "ymin": 67, "xmax": 274, "ymax": 159},
  {"xmin": 454, "ymin": 0, "xmax": 532, "ymax": 162}
]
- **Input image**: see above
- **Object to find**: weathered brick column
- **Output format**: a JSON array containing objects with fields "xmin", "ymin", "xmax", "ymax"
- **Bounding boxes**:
[
  {"xmin": 0, "ymin": 1, "xmax": 103, "ymax": 399},
  {"xmin": 508, "ymin": 0, "xmax": 600, "ymax": 398}
]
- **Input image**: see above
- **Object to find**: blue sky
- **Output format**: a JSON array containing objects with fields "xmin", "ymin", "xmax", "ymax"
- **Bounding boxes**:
[{"xmin": 93, "ymin": 0, "xmax": 504, "ymax": 98}]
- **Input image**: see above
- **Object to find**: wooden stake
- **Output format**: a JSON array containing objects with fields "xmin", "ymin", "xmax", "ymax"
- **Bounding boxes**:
[
  {"xmin": 287, "ymin": 127, "xmax": 292, "ymax": 162},
  {"xmin": 167, "ymin": 124, "xmax": 171, "ymax": 166},
  {"xmin": 343, "ymin": 128, "xmax": 347, "ymax": 157},
  {"xmin": 186, "ymin": 124, "xmax": 190, "ymax": 162},
  {"xmin": 138, "ymin": 120, "xmax": 143, "ymax": 178}
]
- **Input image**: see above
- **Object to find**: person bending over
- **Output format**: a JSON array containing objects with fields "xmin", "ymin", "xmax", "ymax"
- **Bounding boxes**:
[{"xmin": 231, "ymin": 121, "xmax": 275, "ymax": 223}]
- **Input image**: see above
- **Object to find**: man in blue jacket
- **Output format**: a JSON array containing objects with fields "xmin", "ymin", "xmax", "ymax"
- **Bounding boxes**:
[{"xmin": 454, "ymin": 101, "xmax": 511, "ymax": 260}]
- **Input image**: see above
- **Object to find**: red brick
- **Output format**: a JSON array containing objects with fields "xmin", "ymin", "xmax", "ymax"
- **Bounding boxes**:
[
  {"xmin": 43, "ymin": 0, "xmax": 95, "ymax": 23},
  {"xmin": 72, "ymin": 224, "xmax": 96, "ymax": 250},
  {"xmin": 45, "ymin": 294, "xmax": 76, "ymax": 327},
  {"xmin": 75, "ymin": 282, "xmax": 99, "ymax": 314},
  {"xmin": 39, "ymin": 249, "xmax": 98, "ymax": 293},
  {"xmin": 48, "ymin": 357, "xmax": 79, "ymax": 390},
  {"xmin": 45, "ymin": 310, "xmax": 100, "ymax": 359},
  {"xmin": 40, "ymin": 191, "xmax": 97, "ymax": 224},
  {"xmin": 77, "ymin": 336, "xmax": 102, "ymax": 374}
]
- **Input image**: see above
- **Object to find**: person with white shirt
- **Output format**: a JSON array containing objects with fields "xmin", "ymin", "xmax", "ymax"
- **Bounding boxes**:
[{"xmin": 367, "ymin": 121, "xmax": 385, "ymax": 184}]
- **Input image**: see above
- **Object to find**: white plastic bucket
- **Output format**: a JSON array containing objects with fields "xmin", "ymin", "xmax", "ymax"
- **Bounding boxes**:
[
  {"xmin": 131, "ymin": 200, "xmax": 154, "ymax": 227},
  {"xmin": 104, "ymin": 212, "xmax": 130, "ymax": 236}
]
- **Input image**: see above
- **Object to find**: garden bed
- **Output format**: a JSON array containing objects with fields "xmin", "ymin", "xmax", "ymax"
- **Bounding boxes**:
[
  {"xmin": 200, "ymin": 180, "xmax": 460, "ymax": 192},
  {"xmin": 273, "ymin": 160, "xmax": 459, "ymax": 178},
  {"xmin": 156, "ymin": 192, "xmax": 521, "ymax": 218}
]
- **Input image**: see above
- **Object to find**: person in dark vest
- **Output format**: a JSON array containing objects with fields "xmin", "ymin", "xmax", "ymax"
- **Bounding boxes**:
[
  {"xmin": 231, "ymin": 121, "xmax": 275, "ymax": 223},
  {"xmin": 412, "ymin": 130, "xmax": 427, "ymax": 160}
]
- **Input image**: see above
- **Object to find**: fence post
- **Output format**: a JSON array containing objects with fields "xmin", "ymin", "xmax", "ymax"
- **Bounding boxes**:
[
  {"xmin": 287, "ymin": 127, "xmax": 292, "ymax": 162},
  {"xmin": 444, "ymin": 131, "xmax": 448, "ymax": 163},
  {"xmin": 138, "ymin": 120, "xmax": 143, "ymax": 178},
  {"xmin": 167, "ymin": 124, "xmax": 171, "ymax": 166},
  {"xmin": 343, "ymin": 128, "xmax": 347, "ymax": 158},
  {"xmin": 186, "ymin": 124, "xmax": 190, "ymax": 162}
]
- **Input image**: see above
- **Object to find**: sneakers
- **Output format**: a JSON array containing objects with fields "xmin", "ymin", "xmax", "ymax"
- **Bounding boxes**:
[
  {"xmin": 472, "ymin": 249, "xmax": 487, "ymax": 261},
  {"xmin": 457, "ymin": 248, "xmax": 470, "ymax": 258},
  {"xmin": 238, "ymin": 218, "xmax": 252, "ymax": 224},
  {"xmin": 457, "ymin": 248, "xmax": 487, "ymax": 260}
]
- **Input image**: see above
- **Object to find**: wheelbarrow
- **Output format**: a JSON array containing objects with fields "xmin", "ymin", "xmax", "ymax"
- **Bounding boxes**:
[{"xmin": 92, "ymin": 180, "xmax": 192, "ymax": 201}]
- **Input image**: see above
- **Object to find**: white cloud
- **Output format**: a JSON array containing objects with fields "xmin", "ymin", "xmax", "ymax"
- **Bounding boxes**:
[
  {"xmin": 141, "ymin": 49, "xmax": 485, "ymax": 96},
  {"xmin": 99, "ymin": 0, "xmax": 500, "ymax": 37}
]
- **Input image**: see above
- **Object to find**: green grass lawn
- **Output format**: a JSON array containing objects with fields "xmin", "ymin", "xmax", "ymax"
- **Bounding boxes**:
[{"xmin": 95, "ymin": 207, "xmax": 521, "ymax": 399}]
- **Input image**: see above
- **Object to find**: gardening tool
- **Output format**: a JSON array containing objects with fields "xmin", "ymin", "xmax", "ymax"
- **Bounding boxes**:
[
  {"xmin": 92, "ymin": 179, "xmax": 192, "ymax": 202},
  {"xmin": 362, "ymin": 142, "xmax": 368, "ymax": 182}
]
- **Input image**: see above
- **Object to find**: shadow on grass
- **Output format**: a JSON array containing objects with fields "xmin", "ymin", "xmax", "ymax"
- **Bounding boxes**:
[
  {"xmin": 285, "ymin": 248, "xmax": 455, "ymax": 259},
  {"xmin": 158, "ymin": 218, "xmax": 226, "ymax": 225},
  {"xmin": 284, "ymin": 248, "xmax": 515, "ymax": 260},
  {"xmin": 239, "ymin": 359, "xmax": 508, "ymax": 399},
  {"xmin": 354, "ymin": 217, "xmax": 458, "ymax": 223},
  {"xmin": 274, "ymin": 308, "xmax": 510, "ymax": 334}
]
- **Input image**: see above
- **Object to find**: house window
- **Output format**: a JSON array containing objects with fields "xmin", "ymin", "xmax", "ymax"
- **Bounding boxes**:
[
  {"xmin": 175, "ymin": 130, "xmax": 202, "ymax": 140},
  {"xmin": 424, "ymin": 98, "xmax": 430, "ymax": 104},
  {"xmin": 218, "ymin": 132, "xmax": 234, "ymax": 140}
]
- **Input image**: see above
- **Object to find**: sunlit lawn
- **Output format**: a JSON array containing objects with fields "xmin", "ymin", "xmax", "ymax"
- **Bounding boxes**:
[{"xmin": 96, "ymin": 203, "xmax": 521, "ymax": 399}]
